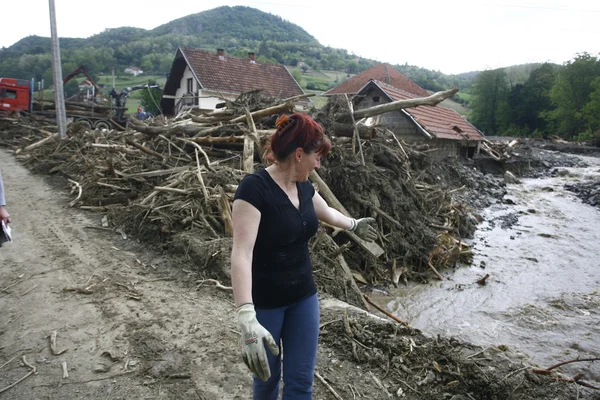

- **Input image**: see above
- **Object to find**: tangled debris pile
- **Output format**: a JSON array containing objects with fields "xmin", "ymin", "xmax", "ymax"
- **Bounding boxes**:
[
  {"xmin": 315, "ymin": 306, "xmax": 580, "ymax": 400},
  {"xmin": 0, "ymin": 90, "xmax": 481, "ymax": 308}
]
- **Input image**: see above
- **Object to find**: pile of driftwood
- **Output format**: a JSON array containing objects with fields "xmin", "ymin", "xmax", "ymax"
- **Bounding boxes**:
[
  {"xmin": 0, "ymin": 88, "xmax": 476, "ymax": 308},
  {"xmin": 479, "ymin": 138, "xmax": 522, "ymax": 162}
]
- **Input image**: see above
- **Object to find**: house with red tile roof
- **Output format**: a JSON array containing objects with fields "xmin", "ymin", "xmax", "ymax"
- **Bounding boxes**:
[
  {"xmin": 324, "ymin": 63, "xmax": 430, "ymax": 98},
  {"xmin": 324, "ymin": 63, "xmax": 484, "ymax": 158},
  {"xmin": 353, "ymin": 79, "xmax": 484, "ymax": 158},
  {"xmin": 160, "ymin": 48, "xmax": 304, "ymax": 115}
]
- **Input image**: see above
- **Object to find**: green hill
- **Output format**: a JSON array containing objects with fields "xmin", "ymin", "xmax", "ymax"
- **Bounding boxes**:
[
  {"xmin": 0, "ymin": 4, "xmax": 553, "ymax": 115},
  {"xmin": 0, "ymin": 6, "xmax": 479, "ymax": 94}
]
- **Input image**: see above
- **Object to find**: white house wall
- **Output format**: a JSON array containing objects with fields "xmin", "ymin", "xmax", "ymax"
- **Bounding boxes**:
[
  {"xmin": 175, "ymin": 66, "xmax": 236, "ymax": 111},
  {"xmin": 176, "ymin": 66, "xmax": 196, "ymax": 99}
]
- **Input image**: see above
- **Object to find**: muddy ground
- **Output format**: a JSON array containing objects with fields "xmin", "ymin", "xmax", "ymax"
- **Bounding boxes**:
[{"xmin": 1, "ymin": 139, "xmax": 599, "ymax": 399}]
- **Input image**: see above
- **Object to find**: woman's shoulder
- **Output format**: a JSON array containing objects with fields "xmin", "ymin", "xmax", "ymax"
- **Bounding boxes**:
[
  {"xmin": 240, "ymin": 168, "xmax": 269, "ymax": 186},
  {"xmin": 301, "ymin": 178, "xmax": 316, "ymax": 197}
]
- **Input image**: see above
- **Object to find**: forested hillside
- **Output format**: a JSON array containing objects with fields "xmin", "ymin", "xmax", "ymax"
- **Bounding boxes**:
[
  {"xmin": 469, "ymin": 53, "xmax": 600, "ymax": 140},
  {"xmin": 0, "ymin": 6, "xmax": 469, "ymax": 95}
]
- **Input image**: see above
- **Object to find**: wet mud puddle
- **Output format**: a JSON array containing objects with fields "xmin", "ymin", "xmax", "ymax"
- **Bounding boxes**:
[{"xmin": 375, "ymin": 155, "xmax": 600, "ymax": 379}]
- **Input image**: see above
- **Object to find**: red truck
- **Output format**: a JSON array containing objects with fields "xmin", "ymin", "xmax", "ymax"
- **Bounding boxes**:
[
  {"xmin": 0, "ymin": 66, "xmax": 159, "ymax": 129},
  {"xmin": 0, "ymin": 77, "xmax": 33, "ymax": 118},
  {"xmin": 0, "ymin": 75, "xmax": 126, "ymax": 130}
]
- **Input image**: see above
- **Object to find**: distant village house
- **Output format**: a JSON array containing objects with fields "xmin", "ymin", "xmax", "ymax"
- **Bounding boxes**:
[
  {"xmin": 160, "ymin": 48, "xmax": 304, "ymax": 115},
  {"xmin": 324, "ymin": 64, "xmax": 484, "ymax": 159},
  {"xmin": 124, "ymin": 66, "xmax": 144, "ymax": 76}
]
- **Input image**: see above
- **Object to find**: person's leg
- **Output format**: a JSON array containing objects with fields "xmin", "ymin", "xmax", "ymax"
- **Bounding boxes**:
[
  {"xmin": 253, "ymin": 306, "xmax": 286, "ymax": 400},
  {"xmin": 281, "ymin": 294, "xmax": 319, "ymax": 400}
]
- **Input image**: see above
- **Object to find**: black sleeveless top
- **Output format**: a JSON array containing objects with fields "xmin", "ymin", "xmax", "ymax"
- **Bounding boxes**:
[{"xmin": 234, "ymin": 168, "xmax": 319, "ymax": 308}]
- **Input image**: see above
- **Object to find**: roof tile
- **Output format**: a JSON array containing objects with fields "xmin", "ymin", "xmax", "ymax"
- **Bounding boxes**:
[
  {"xmin": 181, "ymin": 48, "xmax": 304, "ymax": 98},
  {"xmin": 325, "ymin": 63, "xmax": 429, "ymax": 97}
]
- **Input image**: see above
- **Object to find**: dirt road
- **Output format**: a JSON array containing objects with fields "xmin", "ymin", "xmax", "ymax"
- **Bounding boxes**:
[{"xmin": 0, "ymin": 150, "xmax": 264, "ymax": 399}]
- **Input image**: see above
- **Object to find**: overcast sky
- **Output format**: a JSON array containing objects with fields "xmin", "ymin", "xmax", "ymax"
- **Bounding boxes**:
[{"xmin": 2, "ymin": 0, "xmax": 598, "ymax": 75}]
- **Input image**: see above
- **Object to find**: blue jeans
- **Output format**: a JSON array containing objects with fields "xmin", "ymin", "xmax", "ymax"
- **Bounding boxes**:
[{"xmin": 253, "ymin": 293, "xmax": 319, "ymax": 400}]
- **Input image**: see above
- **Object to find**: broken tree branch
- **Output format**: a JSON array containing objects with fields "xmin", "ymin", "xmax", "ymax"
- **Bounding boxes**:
[
  {"xmin": 533, "ymin": 358, "xmax": 600, "ymax": 374},
  {"xmin": 315, "ymin": 371, "xmax": 344, "ymax": 400},
  {"xmin": 309, "ymin": 171, "xmax": 384, "ymax": 258},
  {"xmin": 364, "ymin": 295, "xmax": 409, "ymax": 326},
  {"xmin": 0, "ymin": 356, "xmax": 37, "ymax": 395},
  {"xmin": 353, "ymin": 88, "xmax": 459, "ymax": 119},
  {"xmin": 125, "ymin": 138, "xmax": 165, "ymax": 161},
  {"xmin": 50, "ymin": 330, "xmax": 68, "ymax": 355},
  {"xmin": 18, "ymin": 132, "xmax": 60, "ymax": 153}
]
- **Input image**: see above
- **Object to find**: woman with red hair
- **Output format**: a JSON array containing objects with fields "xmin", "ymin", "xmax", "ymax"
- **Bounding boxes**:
[{"xmin": 231, "ymin": 113, "xmax": 377, "ymax": 399}]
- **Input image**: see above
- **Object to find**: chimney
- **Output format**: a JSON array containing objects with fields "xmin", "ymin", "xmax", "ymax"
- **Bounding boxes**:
[
  {"xmin": 248, "ymin": 52, "xmax": 256, "ymax": 64},
  {"xmin": 217, "ymin": 48, "xmax": 225, "ymax": 60}
]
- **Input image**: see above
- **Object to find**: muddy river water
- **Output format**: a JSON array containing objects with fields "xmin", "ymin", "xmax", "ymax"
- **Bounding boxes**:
[{"xmin": 374, "ymin": 154, "xmax": 600, "ymax": 379}]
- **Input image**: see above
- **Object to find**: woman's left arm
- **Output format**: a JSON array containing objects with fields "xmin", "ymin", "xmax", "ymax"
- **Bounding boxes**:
[
  {"xmin": 313, "ymin": 191, "xmax": 378, "ymax": 242},
  {"xmin": 312, "ymin": 191, "xmax": 354, "ymax": 229}
]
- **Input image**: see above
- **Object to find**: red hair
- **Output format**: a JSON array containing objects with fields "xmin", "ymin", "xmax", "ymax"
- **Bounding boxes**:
[{"xmin": 264, "ymin": 113, "xmax": 332, "ymax": 164}]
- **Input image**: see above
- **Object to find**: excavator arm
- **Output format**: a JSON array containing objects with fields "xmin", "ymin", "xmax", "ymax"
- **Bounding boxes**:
[{"xmin": 63, "ymin": 65, "xmax": 100, "ymax": 91}]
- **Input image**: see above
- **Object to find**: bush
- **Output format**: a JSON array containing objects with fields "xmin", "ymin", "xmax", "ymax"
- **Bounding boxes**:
[
  {"xmin": 573, "ymin": 130, "xmax": 597, "ymax": 143},
  {"xmin": 306, "ymin": 82, "xmax": 330, "ymax": 91}
]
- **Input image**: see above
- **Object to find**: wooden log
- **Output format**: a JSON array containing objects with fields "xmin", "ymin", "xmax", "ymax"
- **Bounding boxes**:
[
  {"xmin": 309, "ymin": 171, "xmax": 385, "ymax": 258},
  {"xmin": 189, "ymin": 136, "xmax": 244, "ymax": 145},
  {"xmin": 322, "ymin": 234, "xmax": 370, "ymax": 310},
  {"xmin": 129, "ymin": 121, "xmax": 206, "ymax": 136},
  {"xmin": 229, "ymin": 101, "xmax": 295, "ymax": 123},
  {"xmin": 91, "ymin": 143, "xmax": 139, "ymax": 155},
  {"xmin": 328, "ymin": 122, "xmax": 375, "ymax": 139},
  {"xmin": 125, "ymin": 138, "xmax": 164, "ymax": 160},
  {"xmin": 344, "ymin": 94, "xmax": 365, "ymax": 165},
  {"xmin": 364, "ymin": 295, "xmax": 409, "ymax": 326},
  {"xmin": 243, "ymin": 131, "xmax": 255, "ymax": 173},
  {"xmin": 218, "ymin": 187, "xmax": 233, "ymax": 236},
  {"xmin": 353, "ymin": 88, "xmax": 459, "ymax": 119},
  {"xmin": 18, "ymin": 132, "xmax": 60, "ymax": 153},
  {"xmin": 116, "ymin": 166, "xmax": 190, "ymax": 179}
]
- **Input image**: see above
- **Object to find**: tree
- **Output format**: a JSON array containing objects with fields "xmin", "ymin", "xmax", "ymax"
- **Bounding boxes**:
[
  {"xmin": 507, "ymin": 63, "xmax": 556, "ymax": 136},
  {"xmin": 139, "ymin": 87, "xmax": 162, "ymax": 116},
  {"xmin": 469, "ymin": 69, "xmax": 510, "ymax": 135},
  {"xmin": 347, "ymin": 61, "xmax": 359, "ymax": 74},
  {"xmin": 545, "ymin": 53, "xmax": 600, "ymax": 138},
  {"xmin": 583, "ymin": 76, "xmax": 600, "ymax": 133}
]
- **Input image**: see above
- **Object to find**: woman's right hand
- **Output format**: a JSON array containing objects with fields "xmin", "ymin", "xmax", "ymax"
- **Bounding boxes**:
[{"xmin": 237, "ymin": 303, "xmax": 279, "ymax": 381}]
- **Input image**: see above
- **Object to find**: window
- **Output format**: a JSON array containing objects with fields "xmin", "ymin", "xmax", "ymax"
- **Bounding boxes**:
[
  {"xmin": 187, "ymin": 78, "xmax": 193, "ymax": 94},
  {"xmin": 2, "ymin": 89, "xmax": 17, "ymax": 99},
  {"xmin": 372, "ymin": 96, "xmax": 380, "ymax": 103}
]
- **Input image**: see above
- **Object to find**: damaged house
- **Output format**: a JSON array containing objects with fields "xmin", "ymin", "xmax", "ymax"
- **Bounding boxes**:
[
  {"xmin": 160, "ymin": 48, "xmax": 305, "ymax": 115},
  {"xmin": 325, "ymin": 64, "xmax": 484, "ymax": 158}
]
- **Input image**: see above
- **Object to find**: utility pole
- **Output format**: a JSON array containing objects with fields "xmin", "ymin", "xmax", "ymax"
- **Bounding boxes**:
[{"xmin": 49, "ymin": 0, "xmax": 67, "ymax": 138}]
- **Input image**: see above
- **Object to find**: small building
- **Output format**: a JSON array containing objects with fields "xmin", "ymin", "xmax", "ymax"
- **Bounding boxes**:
[
  {"xmin": 124, "ymin": 66, "xmax": 144, "ymax": 77},
  {"xmin": 160, "ymin": 48, "xmax": 305, "ymax": 115},
  {"xmin": 326, "ymin": 64, "xmax": 484, "ymax": 159}
]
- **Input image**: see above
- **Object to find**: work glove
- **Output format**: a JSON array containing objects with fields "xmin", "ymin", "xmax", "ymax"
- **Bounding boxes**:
[
  {"xmin": 237, "ymin": 303, "xmax": 279, "ymax": 381},
  {"xmin": 348, "ymin": 217, "xmax": 378, "ymax": 242}
]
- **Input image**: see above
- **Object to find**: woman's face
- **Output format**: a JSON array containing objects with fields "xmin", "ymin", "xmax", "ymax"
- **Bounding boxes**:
[{"xmin": 296, "ymin": 149, "xmax": 321, "ymax": 182}]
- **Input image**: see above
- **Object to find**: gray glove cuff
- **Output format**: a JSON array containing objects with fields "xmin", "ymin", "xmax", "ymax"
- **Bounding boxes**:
[{"xmin": 347, "ymin": 218, "xmax": 357, "ymax": 232}]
